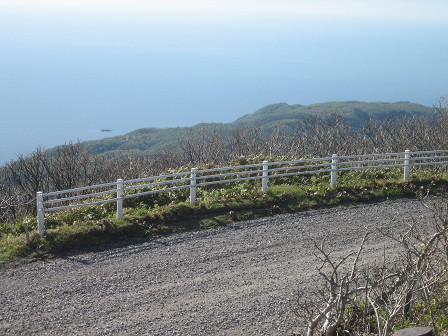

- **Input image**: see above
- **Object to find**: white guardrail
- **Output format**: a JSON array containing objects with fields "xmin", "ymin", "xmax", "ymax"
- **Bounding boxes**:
[{"xmin": 36, "ymin": 149, "xmax": 448, "ymax": 236}]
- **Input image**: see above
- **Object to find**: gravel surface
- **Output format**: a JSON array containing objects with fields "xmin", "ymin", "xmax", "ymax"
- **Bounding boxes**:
[{"xmin": 0, "ymin": 198, "xmax": 437, "ymax": 335}]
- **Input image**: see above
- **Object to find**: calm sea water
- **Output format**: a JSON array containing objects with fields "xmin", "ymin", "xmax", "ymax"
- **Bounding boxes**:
[
  {"xmin": 1, "ymin": 13, "xmax": 447, "ymax": 165},
  {"xmin": 0, "ymin": 122, "xmax": 126, "ymax": 165}
]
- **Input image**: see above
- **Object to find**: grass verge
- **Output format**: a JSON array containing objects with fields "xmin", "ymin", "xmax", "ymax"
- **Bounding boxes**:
[{"xmin": 1, "ymin": 171, "xmax": 448, "ymax": 265}]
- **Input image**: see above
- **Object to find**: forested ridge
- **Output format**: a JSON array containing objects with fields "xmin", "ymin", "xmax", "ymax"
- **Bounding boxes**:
[{"xmin": 81, "ymin": 101, "xmax": 433, "ymax": 156}]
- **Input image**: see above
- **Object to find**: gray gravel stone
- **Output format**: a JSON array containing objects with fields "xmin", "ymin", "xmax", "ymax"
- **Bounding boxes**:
[{"xmin": 0, "ymin": 198, "xmax": 437, "ymax": 335}]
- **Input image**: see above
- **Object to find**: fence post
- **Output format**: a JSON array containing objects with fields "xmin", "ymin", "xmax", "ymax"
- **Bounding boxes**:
[
  {"xmin": 331, "ymin": 154, "xmax": 338, "ymax": 187},
  {"xmin": 37, "ymin": 191, "xmax": 45, "ymax": 237},
  {"xmin": 190, "ymin": 168, "xmax": 197, "ymax": 204},
  {"xmin": 404, "ymin": 149, "xmax": 410, "ymax": 181},
  {"xmin": 262, "ymin": 160, "xmax": 269, "ymax": 193},
  {"xmin": 117, "ymin": 179, "xmax": 123, "ymax": 218}
]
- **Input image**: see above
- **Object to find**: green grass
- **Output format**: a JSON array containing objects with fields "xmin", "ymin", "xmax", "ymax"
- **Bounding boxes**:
[{"xmin": 1, "ymin": 168, "xmax": 448, "ymax": 265}]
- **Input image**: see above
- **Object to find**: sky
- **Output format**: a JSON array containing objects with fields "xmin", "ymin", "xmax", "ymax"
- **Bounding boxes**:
[{"xmin": 1, "ymin": 0, "xmax": 448, "ymax": 163}]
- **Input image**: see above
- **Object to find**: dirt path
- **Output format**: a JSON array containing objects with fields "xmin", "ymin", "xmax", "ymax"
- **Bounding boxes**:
[{"xmin": 0, "ymin": 198, "xmax": 435, "ymax": 335}]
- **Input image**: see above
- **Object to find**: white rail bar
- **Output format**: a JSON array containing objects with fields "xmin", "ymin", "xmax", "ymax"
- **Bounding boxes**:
[
  {"xmin": 337, "ymin": 164, "xmax": 404, "ymax": 172},
  {"xmin": 196, "ymin": 173, "xmax": 264, "ymax": 188},
  {"xmin": 335, "ymin": 152, "xmax": 404, "ymax": 160},
  {"xmin": 269, "ymin": 157, "xmax": 332, "ymax": 165},
  {"xmin": 334, "ymin": 158, "xmax": 406, "ymax": 165},
  {"xmin": 409, "ymin": 155, "xmax": 448, "ymax": 161},
  {"xmin": 410, "ymin": 161, "xmax": 448, "ymax": 167},
  {"xmin": 407, "ymin": 150, "xmax": 448, "ymax": 155},
  {"xmin": 270, "ymin": 162, "xmax": 331, "ymax": 172},
  {"xmin": 45, "ymin": 197, "xmax": 121, "ymax": 212},
  {"xmin": 123, "ymin": 171, "xmax": 190, "ymax": 184},
  {"xmin": 196, "ymin": 163, "xmax": 263, "ymax": 173},
  {"xmin": 123, "ymin": 184, "xmax": 192, "ymax": 199},
  {"xmin": 122, "ymin": 177, "xmax": 191, "ymax": 191},
  {"xmin": 195, "ymin": 169, "xmax": 261, "ymax": 181},
  {"xmin": 43, "ymin": 189, "xmax": 117, "ymax": 204},
  {"xmin": 44, "ymin": 181, "xmax": 120, "ymax": 197},
  {"xmin": 269, "ymin": 168, "xmax": 335, "ymax": 179}
]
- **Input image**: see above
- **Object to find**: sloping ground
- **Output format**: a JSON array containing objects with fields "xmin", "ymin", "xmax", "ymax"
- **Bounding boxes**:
[{"xmin": 0, "ymin": 198, "xmax": 435, "ymax": 335}]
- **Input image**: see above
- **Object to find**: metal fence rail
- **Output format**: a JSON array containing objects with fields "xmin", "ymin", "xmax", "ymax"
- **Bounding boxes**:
[{"xmin": 36, "ymin": 149, "xmax": 448, "ymax": 236}]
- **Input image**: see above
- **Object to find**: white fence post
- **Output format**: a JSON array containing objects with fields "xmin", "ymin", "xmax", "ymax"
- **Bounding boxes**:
[
  {"xmin": 262, "ymin": 160, "xmax": 269, "ymax": 193},
  {"xmin": 117, "ymin": 179, "xmax": 123, "ymax": 218},
  {"xmin": 404, "ymin": 149, "xmax": 410, "ymax": 181},
  {"xmin": 331, "ymin": 154, "xmax": 338, "ymax": 187},
  {"xmin": 37, "ymin": 191, "xmax": 45, "ymax": 237},
  {"xmin": 190, "ymin": 168, "xmax": 197, "ymax": 204}
]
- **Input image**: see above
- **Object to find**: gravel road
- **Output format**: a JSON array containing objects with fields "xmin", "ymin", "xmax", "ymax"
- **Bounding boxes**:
[{"xmin": 0, "ymin": 198, "xmax": 437, "ymax": 335}]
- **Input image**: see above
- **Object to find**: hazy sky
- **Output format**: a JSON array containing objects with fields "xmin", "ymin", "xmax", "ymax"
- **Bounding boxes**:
[{"xmin": 1, "ymin": 0, "xmax": 448, "ymax": 163}]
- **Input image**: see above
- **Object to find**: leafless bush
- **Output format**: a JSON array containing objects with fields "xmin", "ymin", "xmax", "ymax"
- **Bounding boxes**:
[
  {"xmin": 293, "ymin": 114, "xmax": 360, "ymax": 157},
  {"xmin": 152, "ymin": 147, "xmax": 185, "ymax": 172},
  {"xmin": 358, "ymin": 97, "xmax": 448, "ymax": 154},
  {"xmin": 179, "ymin": 126, "xmax": 229, "ymax": 165},
  {"xmin": 107, "ymin": 151, "xmax": 156, "ymax": 181},
  {"xmin": 296, "ymin": 234, "xmax": 368, "ymax": 336},
  {"xmin": 368, "ymin": 115, "xmax": 435, "ymax": 153},
  {"xmin": 42, "ymin": 142, "xmax": 94, "ymax": 191},
  {"xmin": 431, "ymin": 97, "xmax": 448, "ymax": 150},
  {"xmin": 229, "ymin": 125, "xmax": 265, "ymax": 158},
  {"xmin": 2, "ymin": 147, "xmax": 50, "ymax": 220},
  {"xmin": 0, "ymin": 180, "xmax": 28, "ymax": 225},
  {"xmin": 296, "ymin": 197, "xmax": 448, "ymax": 336},
  {"xmin": 4, "ymin": 146, "xmax": 50, "ymax": 200}
]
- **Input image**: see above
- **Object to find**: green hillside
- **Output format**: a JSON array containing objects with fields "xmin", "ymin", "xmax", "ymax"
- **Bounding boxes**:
[
  {"xmin": 82, "ymin": 101, "xmax": 434, "ymax": 156},
  {"xmin": 234, "ymin": 101, "xmax": 432, "ymax": 127}
]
